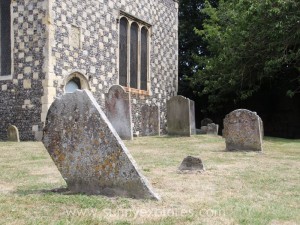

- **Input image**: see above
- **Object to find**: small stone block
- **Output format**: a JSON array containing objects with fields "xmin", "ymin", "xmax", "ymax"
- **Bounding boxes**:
[{"xmin": 178, "ymin": 156, "xmax": 204, "ymax": 171}]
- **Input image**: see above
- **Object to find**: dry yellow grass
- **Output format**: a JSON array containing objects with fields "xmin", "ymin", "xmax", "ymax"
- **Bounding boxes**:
[{"xmin": 0, "ymin": 135, "xmax": 299, "ymax": 225}]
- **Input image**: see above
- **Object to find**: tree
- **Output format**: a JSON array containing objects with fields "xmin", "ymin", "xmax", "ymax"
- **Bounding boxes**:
[
  {"xmin": 192, "ymin": 0, "xmax": 300, "ymax": 112},
  {"xmin": 178, "ymin": 0, "xmax": 218, "ymax": 96}
]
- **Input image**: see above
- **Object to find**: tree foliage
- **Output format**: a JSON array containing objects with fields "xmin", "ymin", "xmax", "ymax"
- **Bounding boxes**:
[
  {"xmin": 178, "ymin": 0, "xmax": 218, "ymax": 95},
  {"xmin": 193, "ymin": 0, "xmax": 300, "ymax": 111}
]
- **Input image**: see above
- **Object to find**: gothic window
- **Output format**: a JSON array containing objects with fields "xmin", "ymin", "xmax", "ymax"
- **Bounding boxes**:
[
  {"xmin": 0, "ymin": 0, "xmax": 11, "ymax": 76},
  {"xmin": 119, "ymin": 17, "xmax": 128, "ymax": 86},
  {"xmin": 140, "ymin": 27, "xmax": 148, "ymax": 91},
  {"xmin": 118, "ymin": 14, "xmax": 150, "ymax": 91},
  {"xmin": 130, "ymin": 22, "xmax": 138, "ymax": 89}
]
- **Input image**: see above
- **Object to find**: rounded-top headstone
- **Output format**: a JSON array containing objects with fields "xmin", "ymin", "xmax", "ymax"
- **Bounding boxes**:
[
  {"xmin": 223, "ymin": 109, "xmax": 263, "ymax": 151},
  {"xmin": 7, "ymin": 125, "xmax": 20, "ymax": 142},
  {"xmin": 105, "ymin": 85, "xmax": 133, "ymax": 140}
]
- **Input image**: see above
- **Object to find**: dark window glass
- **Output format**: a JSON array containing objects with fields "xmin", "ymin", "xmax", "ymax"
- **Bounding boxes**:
[
  {"xmin": 119, "ymin": 17, "xmax": 128, "ymax": 86},
  {"xmin": 130, "ymin": 22, "xmax": 138, "ymax": 89},
  {"xmin": 1, "ymin": 0, "xmax": 11, "ymax": 76},
  {"xmin": 140, "ymin": 27, "xmax": 148, "ymax": 90}
]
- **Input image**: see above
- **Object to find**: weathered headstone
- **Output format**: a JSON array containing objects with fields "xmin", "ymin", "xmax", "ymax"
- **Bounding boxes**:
[
  {"xmin": 201, "ymin": 118, "xmax": 213, "ymax": 127},
  {"xmin": 207, "ymin": 123, "xmax": 219, "ymax": 135},
  {"xmin": 105, "ymin": 85, "xmax": 133, "ymax": 140},
  {"xmin": 178, "ymin": 156, "xmax": 204, "ymax": 171},
  {"xmin": 7, "ymin": 125, "xmax": 20, "ymax": 142},
  {"xmin": 189, "ymin": 100, "xmax": 196, "ymax": 135},
  {"xmin": 223, "ymin": 109, "xmax": 263, "ymax": 151},
  {"xmin": 200, "ymin": 126, "xmax": 207, "ymax": 133},
  {"xmin": 167, "ymin": 95, "xmax": 196, "ymax": 136},
  {"xmin": 141, "ymin": 104, "xmax": 160, "ymax": 136},
  {"xmin": 43, "ymin": 90, "xmax": 160, "ymax": 200}
]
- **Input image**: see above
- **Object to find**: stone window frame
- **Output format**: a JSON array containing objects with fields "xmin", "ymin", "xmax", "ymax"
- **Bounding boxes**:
[
  {"xmin": 118, "ymin": 12, "xmax": 151, "ymax": 95},
  {"xmin": 0, "ymin": 0, "xmax": 14, "ymax": 81},
  {"xmin": 63, "ymin": 71, "xmax": 91, "ymax": 93}
]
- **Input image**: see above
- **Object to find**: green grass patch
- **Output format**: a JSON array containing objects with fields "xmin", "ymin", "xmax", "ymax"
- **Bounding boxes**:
[{"xmin": 0, "ymin": 136, "xmax": 299, "ymax": 224}]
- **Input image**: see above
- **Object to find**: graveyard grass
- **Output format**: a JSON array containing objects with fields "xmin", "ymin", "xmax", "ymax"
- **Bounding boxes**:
[{"xmin": 0, "ymin": 136, "xmax": 299, "ymax": 225}]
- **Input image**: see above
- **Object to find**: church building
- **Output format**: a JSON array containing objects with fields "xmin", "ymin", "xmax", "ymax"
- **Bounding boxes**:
[{"xmin": 0, "ymin": 0, "xmax": 178, "ymax": 140}]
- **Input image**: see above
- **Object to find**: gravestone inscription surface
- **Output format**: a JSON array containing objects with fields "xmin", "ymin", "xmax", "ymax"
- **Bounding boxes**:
[
  {"xmin": 141, "ymin": 105, "xmax": 160, "ymax": 136},
  {"xmin": 223, "ymin": 109, "xmax": 263, "ymax": 151},
  {"xmin": 105, "ymin": 85, "xmax": 133, "ymax": 140},
  {"xmin": 43, "ymin": 90, "xmax": 159, "ymax": 200},
  {"xmin": 167, "ymin": 95, "xmax": 196, "ymax": 136}
]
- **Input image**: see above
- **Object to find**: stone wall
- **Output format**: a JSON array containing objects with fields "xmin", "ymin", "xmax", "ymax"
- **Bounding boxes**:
[
  {"xmin": 0, "ymin": 0, "xmax": 178, "ymax": 140},
  {"xmin": 50, "ymin": 0, "xmax": 178, "ymax": 135},
  {"xmin": 0, "ymin": 0, "xmax": 48, "ymax": 140}
]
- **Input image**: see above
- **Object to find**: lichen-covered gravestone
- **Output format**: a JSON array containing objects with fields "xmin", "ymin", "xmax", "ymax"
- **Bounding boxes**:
[
  {"xmin": 141, "ymin": 104, "xmax": 160, "ymax": 136},
  {"xmin": 105, "ymin": 85, "xmax": 133, "ymax": 140},
  {"xmin": 43, "ymin": 90, "xmax": 159, "ymax": 200},
  {"xmin": 167, "ymin": 95, "xmax": 196, "ymax": 136},
  {"xmin": 223, "ymin": 109, "xmax": 263, "ymax": 151},
  {"xmin": 7, "ymin": 125, "xmax": 20, "ymax": 142}
]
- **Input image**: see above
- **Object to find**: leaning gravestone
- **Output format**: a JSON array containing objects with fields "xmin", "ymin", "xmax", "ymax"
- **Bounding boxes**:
[
  {"xmin": 141, "ymin": 104, "xmax": 160, "ymax": 136},
  {"xmin": 223, "ymin": 109, "xmax": 263, "ymax": 151},
  {"xmin": 105, "ymin": 85, "xmax": 133, "ymax": 140},
  {"xmin": 43, "ymin": 90, "xmax": 159, "ymax": 200},
  {"xmin": 167, "ymin": 95, "xmax": 196, "ymax": 136},
  {"xmin": 7, "ymin": 125, "xmax": 20, "ymax": 142}
]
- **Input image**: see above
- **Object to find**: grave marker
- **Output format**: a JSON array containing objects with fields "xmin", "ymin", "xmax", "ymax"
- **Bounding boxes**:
[
  {"xmin": 223, "ymin": 109, "xmax": 263, "ymax": 151},
  {"xmin": 167, "ymin": 95, "xmax": 196, "ymax": 136},
  {"xmin": 43, "ymin": 90, "xmax": 160, "ymax": 200},
  {"xmin": 7, "ymin": 125, "xmax": 20, "ymax": 142},
  {"xmin": 141, "ymin": 104, "xmax": 160, "ymax": 136},
  {"xmin": 105, "ymin": 85, "xmax": 133, "ymax": 140}
]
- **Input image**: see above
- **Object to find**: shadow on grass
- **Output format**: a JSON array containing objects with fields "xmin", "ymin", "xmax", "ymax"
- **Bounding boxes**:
[
  {"xmin": 264, "ymin": 136, "xmax": 300, "ymax": 143},
  {"xmin": 137, "ymin": 135, "xmax": 192, "ymax": 139},
  {"xmin": 14, "ymin": 187, "xmax": 74, "ymax": 196}
]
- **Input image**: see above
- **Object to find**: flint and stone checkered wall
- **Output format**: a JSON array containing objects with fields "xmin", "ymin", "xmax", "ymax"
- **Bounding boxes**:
[
  {"xmin": 0, "ymin": 0, "xmax": 47, "ymax": 140},
  {"xmin": 0, "ymin": 0, "xmax": 178, "ymax": 140}
]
